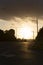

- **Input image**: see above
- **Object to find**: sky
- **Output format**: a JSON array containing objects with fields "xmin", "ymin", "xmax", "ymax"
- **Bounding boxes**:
[
  {"xmin": 0, "ymin": 0, "xmax": 43, "ymax": 39},
  {"xmin": 0, "ymin": 0, "xmax": 43, "ymax": 19}
]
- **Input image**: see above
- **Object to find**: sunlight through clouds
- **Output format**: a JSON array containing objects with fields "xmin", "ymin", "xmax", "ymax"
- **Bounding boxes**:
[{"xmin": 0, "ymin": 17, "xmax": 43, "ymax": 39}]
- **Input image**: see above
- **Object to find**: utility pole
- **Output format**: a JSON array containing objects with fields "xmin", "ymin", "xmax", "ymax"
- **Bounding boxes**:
[
  {"xmin": 31, "ymin": 17, "xmax": 38, "ymax": 35},
  {"xmin": 36, "ymin": 18, "xmax": 38, "ymax": 34},
  {"xmin": 29, "ymin": 16, "xmax": 39, "ymax": 38}
]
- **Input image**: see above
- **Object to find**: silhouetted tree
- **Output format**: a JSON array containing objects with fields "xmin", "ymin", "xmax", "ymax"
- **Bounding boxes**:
[
  {"xmin": 5, "ymin": 29, "xmax": 16, "ymax": 41},
  {"xmin": 36, "ymin": 27, "xmax": 43, "ymax": 41},
  {"xmin": 31, "ymin": 27, "xmax": 43, "ymax": 50},
  {"xmin": 0, "ymin": 29, "xmax": 4, "ymax": 41},
  {"xmin": 8, "ymin": 29, "xmax": 16, "ymax": 40}
]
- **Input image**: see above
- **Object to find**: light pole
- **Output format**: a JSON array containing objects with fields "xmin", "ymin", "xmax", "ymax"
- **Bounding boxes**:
[{"xmin": 33, "ymin": 31, "xmax": 34, "ymax": 39}]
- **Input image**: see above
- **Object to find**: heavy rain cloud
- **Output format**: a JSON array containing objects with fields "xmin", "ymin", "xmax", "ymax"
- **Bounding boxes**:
[{"xmin": 0, "ymin": 0, "xmax": 43, "ymax": 20}]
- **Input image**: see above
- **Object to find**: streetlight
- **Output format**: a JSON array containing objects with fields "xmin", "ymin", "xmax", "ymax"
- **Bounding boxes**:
[{"xmin": 32, "ymin": 31, "xmax": 34, "ymax": 39}]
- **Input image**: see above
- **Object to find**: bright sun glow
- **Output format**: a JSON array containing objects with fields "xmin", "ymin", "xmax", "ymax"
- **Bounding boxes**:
[
  {"xmin": 17, "ymin": 23, "xmax": 33, "ymax": 39},
  {"xmin": 20, "ymin": 27, "xmax": 33, "ymax": 39}
]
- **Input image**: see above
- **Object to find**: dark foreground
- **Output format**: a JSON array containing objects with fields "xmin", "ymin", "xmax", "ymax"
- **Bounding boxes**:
[{"xmin": 0, "ymin": 41, "xmax": 43, "ymax": 65}]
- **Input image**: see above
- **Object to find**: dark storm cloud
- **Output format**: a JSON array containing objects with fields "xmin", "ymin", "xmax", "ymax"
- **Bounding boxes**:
[{"xmin": 0, "ymin": 0, "xmax": 43, "ymax": 20}]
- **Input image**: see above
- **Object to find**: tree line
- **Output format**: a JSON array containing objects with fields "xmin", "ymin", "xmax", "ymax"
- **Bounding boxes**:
[{"xmin": 0, "ymin": 29, "xmax": 16, "ymax": 41}]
